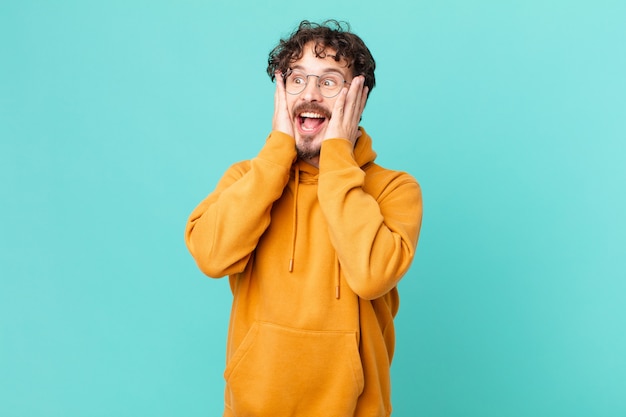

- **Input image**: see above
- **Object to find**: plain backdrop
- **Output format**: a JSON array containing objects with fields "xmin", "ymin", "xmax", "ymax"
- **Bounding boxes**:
[{"xmin": 1, "ymin": 0, "xmax": 625, "ymax": 416}]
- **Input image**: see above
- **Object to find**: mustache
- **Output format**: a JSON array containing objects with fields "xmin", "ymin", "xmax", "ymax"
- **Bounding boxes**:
[{"xmin": 292, "ymin": 102, "xmax": 332, "ymax": 120}]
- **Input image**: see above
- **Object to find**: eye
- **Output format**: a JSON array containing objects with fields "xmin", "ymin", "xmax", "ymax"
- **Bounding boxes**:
[
  {"xmin": 288, "ymin": 72, "xmax": 306, "ymax": 85},
  {"xmin": 320, "ymin": 76, "xmax": 339, "ymax": 88}
]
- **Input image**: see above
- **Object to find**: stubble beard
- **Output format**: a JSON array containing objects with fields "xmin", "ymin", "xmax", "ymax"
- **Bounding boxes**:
[{"xmin": 296, "ymin": 135, "xmax": 321, "ymax": 161}]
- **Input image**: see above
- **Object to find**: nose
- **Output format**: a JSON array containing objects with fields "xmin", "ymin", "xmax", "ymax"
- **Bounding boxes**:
[{"xmin": 300, "ymin": 75, "xmax": 323, "ymax": 101}]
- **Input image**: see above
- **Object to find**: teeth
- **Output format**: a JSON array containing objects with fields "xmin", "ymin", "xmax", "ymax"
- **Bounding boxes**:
[{"xmin": 300, "ymin": 112, "xmax": 325, "ymax": 119}]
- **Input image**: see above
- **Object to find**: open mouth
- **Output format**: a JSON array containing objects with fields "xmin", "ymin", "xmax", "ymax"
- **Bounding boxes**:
[
  {"xmin": 293, "ymin": 102, "xmax": 331, "ymax": 137},
  {"xmin": 296, "ymin": 108, "xmax": 330, "ymax": 136},
  {"xmin": 298, "ymin": 112, "xmax": 326, "ymax": 134}
]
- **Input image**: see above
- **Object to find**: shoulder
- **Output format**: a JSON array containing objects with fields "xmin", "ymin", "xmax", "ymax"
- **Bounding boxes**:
[
  {"xmin": 214, "ymin": 159, "xmax": 253, "ymax": 187},
  {"xmin": 362, "ymin": 162, "xmax": 421, "ymax": 200}
]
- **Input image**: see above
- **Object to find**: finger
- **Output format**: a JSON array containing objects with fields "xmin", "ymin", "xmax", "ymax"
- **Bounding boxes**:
[
  {"xmin": 274, "ymin": 72, "xmax": 280, "ymax": 102},
  {"xmin": 344, "ymin": 76, "xmax": 364, "ymax": 120},
  {"xmin": 275, "ymin": 72, "xmax": 285, "ymax": 103},
  {"xmin": 348, "ymin": 80, "xmax": 367, "ymax": 142},
  {"xmin": 275, "ymin": 71, "xmax": 286, "ymax": 94},
  {"xmin": 333, "ymin": 86, "xmax": 348, "ymax": 117},
  {"xmin": 358, "ymin": 85, "xmax": 369, "ymax": 119}
]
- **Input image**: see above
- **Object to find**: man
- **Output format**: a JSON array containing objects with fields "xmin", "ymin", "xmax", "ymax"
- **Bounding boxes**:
[{"xmin": 185, "ymin": 20, "xmax": 423, "ymax": 417}]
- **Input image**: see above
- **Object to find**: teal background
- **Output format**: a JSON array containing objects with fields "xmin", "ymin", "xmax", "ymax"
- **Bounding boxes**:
[{"xmin": 1, "ymin": 0, "xmax": 625, "ymax": 416}]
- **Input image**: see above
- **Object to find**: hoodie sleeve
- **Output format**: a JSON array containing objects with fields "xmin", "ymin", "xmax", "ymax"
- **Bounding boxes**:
[
  {"xmin": 318, "ymin": 138, "xmax": 423, "ymax": 300},
  {"xmin": 185, "ymin": 131, "xmax": 297, "ymax": 278}
]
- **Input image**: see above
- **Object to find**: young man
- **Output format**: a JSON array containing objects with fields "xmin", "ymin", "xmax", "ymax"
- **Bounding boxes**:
[{"xmin": 185, "ymin": 20, "xmax": 423, "ymax": 417}]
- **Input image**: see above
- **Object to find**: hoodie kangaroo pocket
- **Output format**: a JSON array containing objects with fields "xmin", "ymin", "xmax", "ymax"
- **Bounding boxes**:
[{"xmin": 224, "ymin": 321, "xmax": 365, "ymax": 416}]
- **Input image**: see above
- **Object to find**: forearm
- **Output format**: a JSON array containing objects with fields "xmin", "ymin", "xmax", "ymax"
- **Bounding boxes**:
[
  {"xmin": 185, "ymin": 131, "xmax": 297, "ymax": 277},
  {"xmin": 318, "ymin": 139, "xmax": 423, "ymax": 299}
]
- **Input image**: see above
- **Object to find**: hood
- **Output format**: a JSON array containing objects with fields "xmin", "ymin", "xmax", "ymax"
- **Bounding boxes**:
[{"xmin": 352, "ymin": 128, "xmax": 377, "ymax": 169}]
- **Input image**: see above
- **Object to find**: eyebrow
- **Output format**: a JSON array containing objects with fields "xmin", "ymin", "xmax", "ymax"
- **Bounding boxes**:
[{"xmin": 290, "ymin": 64, "xmax": 346, "ymax": 77}]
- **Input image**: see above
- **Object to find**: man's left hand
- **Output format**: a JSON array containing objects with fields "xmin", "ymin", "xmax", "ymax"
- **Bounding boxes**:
[{"xmin": 323, "ymin": 75, "xmax": 369, "ymax": 145}]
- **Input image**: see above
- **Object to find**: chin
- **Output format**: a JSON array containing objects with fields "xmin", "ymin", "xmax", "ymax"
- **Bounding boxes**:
[{"xmin": 295, "ymin": 135, "xmax": 322, "ymax": 161}]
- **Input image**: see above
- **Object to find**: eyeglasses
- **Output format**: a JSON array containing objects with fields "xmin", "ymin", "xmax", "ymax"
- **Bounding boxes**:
[{"xmin": 283, "ymin": 69, "xmax": 349, "ymax": 98}]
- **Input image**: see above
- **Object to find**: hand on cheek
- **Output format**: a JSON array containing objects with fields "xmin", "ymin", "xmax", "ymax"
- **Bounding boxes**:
[
  {"xmin": 272, "ymin": 72, "xmax": 295, "ymax": 137},
  {"xmin": 324, "ymin": 75, "xmax": 369, "ymax": 145}
]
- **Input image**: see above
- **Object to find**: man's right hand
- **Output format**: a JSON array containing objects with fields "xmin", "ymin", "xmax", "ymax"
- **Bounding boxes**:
[{"xmin": 272, "ymin": 71, "xmax": 294, "ymax": 137}]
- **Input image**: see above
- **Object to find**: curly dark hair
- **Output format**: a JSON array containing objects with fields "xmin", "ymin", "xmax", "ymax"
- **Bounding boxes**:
[{"xmin": 267, "ymin": 20, "xmax": 376, "ymax": 93}]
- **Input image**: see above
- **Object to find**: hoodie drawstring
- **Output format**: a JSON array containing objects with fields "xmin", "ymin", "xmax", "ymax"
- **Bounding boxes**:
[
  {"xmin": 335, "ymin": 256, "xmax": 341, "ymax": 299},
  {"xmin": 288, "ymin": 162, "xmax": 299, "ymax": 272}
]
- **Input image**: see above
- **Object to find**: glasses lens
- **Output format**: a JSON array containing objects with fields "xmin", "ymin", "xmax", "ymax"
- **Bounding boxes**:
[
  {"xmin": 285, "ymin": 71, "xmax": 307, "ymax": 95},
  {"xmin": 319, "ymin": 74, "xmax": 343, "ymax": 97},
  {"xmin": 285, "ymin": 71, "xmax": 345, "ymax": 98}
]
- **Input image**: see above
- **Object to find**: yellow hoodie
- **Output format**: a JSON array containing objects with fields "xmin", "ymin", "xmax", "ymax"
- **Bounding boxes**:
[{"xmin": 185, "ymin": 129, "xmax": 422, "ymax": 416}]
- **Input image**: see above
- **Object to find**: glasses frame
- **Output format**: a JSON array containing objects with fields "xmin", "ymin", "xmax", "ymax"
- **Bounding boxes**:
[{"xmin": 282, "ymin": 69, "xmax": 350, "ymax": 98}]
